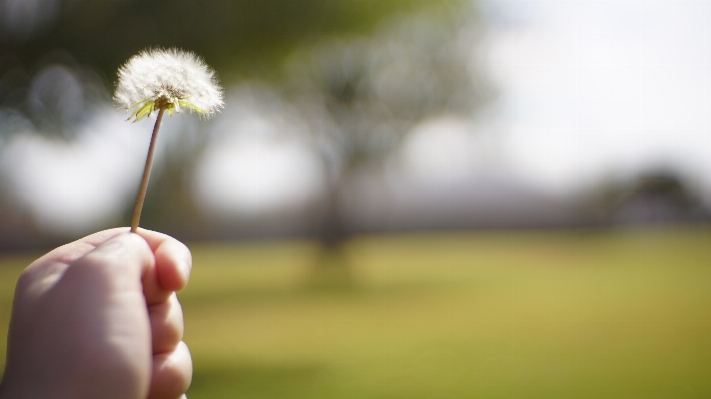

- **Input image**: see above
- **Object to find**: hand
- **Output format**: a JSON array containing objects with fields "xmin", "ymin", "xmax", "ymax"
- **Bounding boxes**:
[{"xmin": 0, "ymin": 228, "xmax": 192, "ymax": 399}]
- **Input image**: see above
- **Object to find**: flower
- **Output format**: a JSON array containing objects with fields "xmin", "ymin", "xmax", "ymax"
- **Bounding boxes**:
[
  {"xmin": 115, "ymin": 48, "xmax": 223, "ymax": 232},
  {"xmin": 114, "ymin": 48, "xmax": 224, "ymax": 121}
]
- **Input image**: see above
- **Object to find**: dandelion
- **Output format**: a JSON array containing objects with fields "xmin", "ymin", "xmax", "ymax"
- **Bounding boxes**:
[{"xmin": 115, "ymin": 48, "xmax": 223, "ymax": 232}]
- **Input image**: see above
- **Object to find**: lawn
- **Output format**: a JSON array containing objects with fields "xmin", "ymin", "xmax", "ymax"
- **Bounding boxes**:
[{"xmin": 1, "ymin": 227, "xmax": 711, "ymax": 398}]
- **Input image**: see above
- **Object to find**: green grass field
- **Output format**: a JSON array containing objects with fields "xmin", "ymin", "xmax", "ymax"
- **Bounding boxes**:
[{"xmin": 1, "ymin": 228, "xmax": 711, "ymax": 398}]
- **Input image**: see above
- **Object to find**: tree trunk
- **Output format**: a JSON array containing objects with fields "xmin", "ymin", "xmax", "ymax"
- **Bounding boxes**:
[{"xmin": 311, "ymin": 171, "xmax": 352, "ymax": 286}]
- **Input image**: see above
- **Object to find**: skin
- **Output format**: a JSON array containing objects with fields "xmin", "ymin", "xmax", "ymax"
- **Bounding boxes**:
[{"xmin": 0, "ymin": 228, "xmax": 192, "ymax": 399}]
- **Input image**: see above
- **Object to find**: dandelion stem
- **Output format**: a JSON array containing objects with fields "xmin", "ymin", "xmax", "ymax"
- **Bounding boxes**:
[{"xmin": 131, "ymin": 108, "xmax": 165, "ymax": 233}]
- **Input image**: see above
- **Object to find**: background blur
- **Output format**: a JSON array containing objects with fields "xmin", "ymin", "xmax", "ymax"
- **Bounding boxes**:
[
  {"xmin": 1, "ymin": 0, "xmax": 708, "ymax": 246},
  {"xmin": 1, "ymin": 0, "xmax": 711, "ymax": 398}
]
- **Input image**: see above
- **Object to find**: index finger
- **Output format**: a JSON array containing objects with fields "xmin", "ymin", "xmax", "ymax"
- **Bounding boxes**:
[
  {"xmin": 18, "ymin": 228, "xmax": 130, "ymax": 297},
  {"xmin": 133, "ymin": 228, "xmax": 192, "ymax": 294}
]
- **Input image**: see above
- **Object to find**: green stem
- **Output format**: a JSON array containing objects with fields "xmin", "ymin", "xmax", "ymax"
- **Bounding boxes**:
[{"xmin": 131, "ymin": 108, "xmax": 165, "ymax": 233}]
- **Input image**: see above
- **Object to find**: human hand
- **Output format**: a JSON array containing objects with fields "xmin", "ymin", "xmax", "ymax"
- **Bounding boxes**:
[{"xmin": 0, "ymin": 228, "xmax": 192, "ymax": 399}]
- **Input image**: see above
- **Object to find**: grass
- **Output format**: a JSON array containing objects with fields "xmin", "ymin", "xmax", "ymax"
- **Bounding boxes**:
[{"xmin": 2, "ymin": 227, "xmax": 711, "ymax": 398}]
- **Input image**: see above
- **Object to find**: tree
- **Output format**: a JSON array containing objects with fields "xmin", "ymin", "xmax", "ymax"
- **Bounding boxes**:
[{"xmin": 283, "ymin": 2, "xmax": 491, "ymax": 266}]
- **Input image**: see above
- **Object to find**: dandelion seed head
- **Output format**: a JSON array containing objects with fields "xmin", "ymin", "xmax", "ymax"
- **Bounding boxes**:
[{"xmin": 114, "ymin": 48, "xmax": 224, "ymax": 121}]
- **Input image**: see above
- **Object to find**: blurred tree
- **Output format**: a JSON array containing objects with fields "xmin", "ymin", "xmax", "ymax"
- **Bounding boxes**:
[
  {"xmin": 283, "ymin": 1, "xmax": 491, "ymax": 268},
  {"xmin": 599, "ymin": 171, "xmax": 710, "ymax": 226}
]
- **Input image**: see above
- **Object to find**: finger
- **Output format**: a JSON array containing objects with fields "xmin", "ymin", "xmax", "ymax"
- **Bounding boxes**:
[
  {"xmin": 147, "ymin": 341, "xmax": 192, "ymax": 399},
  {"xmin": 149, "ymin": 293, "xmax": 184, "ymax": 355},
  {"xmin": 35, "ymin": 228, "xmax": 131, "ymax": 267},
  {"xmin": 49, "ymin": 233, "xmax": 155, "ymax": 386},
  {"xmin": 18, "ymin": 228, "xmax": 131, "ymax": 296},
  {"xmin": 63, "ymin": 233, "xmax": 154, "ymax": 295},
  {"xmin": 134, "ymin": 228, "xmax": 192, "ymax": 294}
]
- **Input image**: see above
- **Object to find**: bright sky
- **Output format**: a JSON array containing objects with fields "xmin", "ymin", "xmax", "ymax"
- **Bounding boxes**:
[
  {"xmin": 191, "ymin": 85, "xmax": 324, "ymax": 220},
  {"xmin": 0, "ymin": 109, "xmax": 148, "ymax": 235},
  {"xmin": 480, "ymin": 0, "xmax": 711, "ymax": 195}
]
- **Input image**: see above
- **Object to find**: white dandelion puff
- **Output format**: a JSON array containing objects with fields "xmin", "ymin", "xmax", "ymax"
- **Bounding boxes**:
[
  {"xmin": 114, "ymin": 48, "xmax": 224, "ymax": 121},
  {"xmin": 114, "ymin": 48, "xmax": 223, "ymax": 232}
]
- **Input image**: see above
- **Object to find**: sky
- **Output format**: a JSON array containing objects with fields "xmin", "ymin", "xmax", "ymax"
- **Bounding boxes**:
[
  {"xmin": 191, "ymin": 85, "xmax": 324, "ymax": 221},
  {"xmin": 1, "ymin": 0, "xmax": 710, "ymax": 235},
  {"xmin": 0, "ymin": 109, "xmax": 146, "ymax": 234},
  {"xmin": 480, "ymin": 0, "xmax": 711, "ymax": 195}
]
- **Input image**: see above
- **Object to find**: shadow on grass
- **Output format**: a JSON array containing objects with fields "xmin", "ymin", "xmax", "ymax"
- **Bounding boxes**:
[
  {"xmin": 180, "ymin": 278, "xmax": 468, "ymax": 309},
  {"xmin": 188, "ymin": 361, "xmax": 328, "ymax": 399},
  {"xmin": 308, "ymin": 246, "xmax": 354, "ymax": 290}
]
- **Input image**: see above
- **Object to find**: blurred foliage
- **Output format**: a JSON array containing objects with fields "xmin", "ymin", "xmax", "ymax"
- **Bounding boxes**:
[
  {"xmin": 594, "ymin": 171, "xmax": 710, "ymax": 226},
  {"xmin": 4, "ymin": 228, "xmax": 711, "ymax": 397},
  {"xmin": 277, "ymin": 2, "xmax": 490, "ymax": 251},
  {"xmin": 286, "ymin": 2, "xmax": 486, "ymax": 171},
  {"xmin": 0, "ymin": 0, "xmax": 459, "ymax": 139},
  {"xmin": 1, "ymin": 0, "xmax": 456, "ymax": 82}
]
